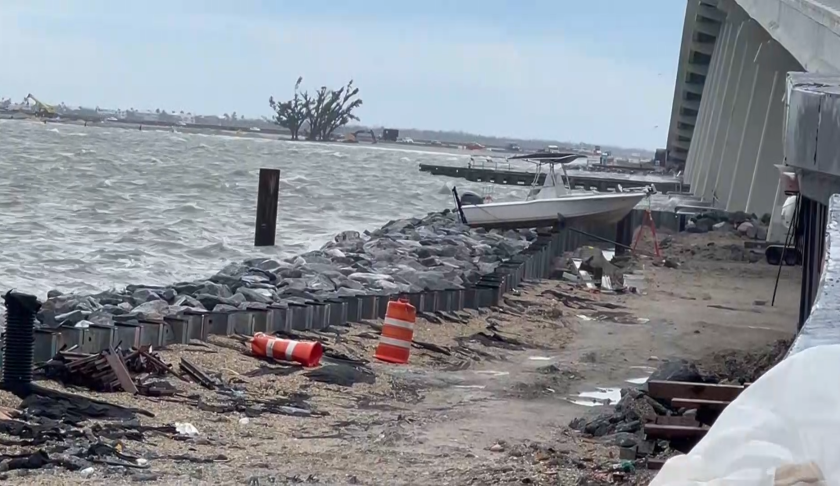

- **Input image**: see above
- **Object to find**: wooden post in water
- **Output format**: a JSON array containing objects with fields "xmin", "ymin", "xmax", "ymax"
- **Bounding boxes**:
[{"xmin": 254, "ymin": 168, "xmax": 280, "ymax": 246}]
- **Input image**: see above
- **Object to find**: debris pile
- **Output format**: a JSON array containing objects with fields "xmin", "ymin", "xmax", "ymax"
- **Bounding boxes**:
[
  {"xmin": 569, "ymin": 357, "xmax": 755, "ymax": 471},
  {"xmin": 0, "ymin": 387, "xmax": 165, "ymax": 477},
  {"xmin": 40, "ymin": 346, "xmax": 177, "ymax": 396},
  {"xmin": 685, "ymin": 209, "xmax": 769, "ymax": 240}
]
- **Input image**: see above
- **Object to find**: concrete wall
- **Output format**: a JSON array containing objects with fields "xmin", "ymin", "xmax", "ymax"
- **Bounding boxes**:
[{"xmin": 676, "ymin": 0, "xmax": 809, "ymax": 235}]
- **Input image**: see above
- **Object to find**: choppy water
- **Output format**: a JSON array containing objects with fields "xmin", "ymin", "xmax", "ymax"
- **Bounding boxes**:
[{"xmin": 0, "ymin": 120, "xmax": 528, "ymax": 297}]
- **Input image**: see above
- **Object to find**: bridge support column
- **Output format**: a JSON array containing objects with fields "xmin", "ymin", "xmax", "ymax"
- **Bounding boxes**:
[
  {"xmin": 726, "ymin": 41, "xmax": 778, "ymax": 211},
  {"xmin": 694, "ymin": 17, "xmax": 739, "ymax": 195},
  {"xmin": 691, "ymin": 21, "xmax": 732, "ymax": 190},
  {"xmin": 715, "ymin": 20, "xmax": 765, "ymax": 210},
  {"xmin": 701, "ymin": 9, "xmax": 749, "ymax": 204},
  {"xmin": 685, "ymin": 26, "xmax": 726, "ymax": 182},
  {"xmin": 746, "ymin": 43, "xmax": 803, "ymax": 220}
]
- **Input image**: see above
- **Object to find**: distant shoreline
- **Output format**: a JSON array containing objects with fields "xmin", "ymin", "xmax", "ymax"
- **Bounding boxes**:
[{"xmin": 0, "ymin": 113, "xmax": 523, "ymax": 158}]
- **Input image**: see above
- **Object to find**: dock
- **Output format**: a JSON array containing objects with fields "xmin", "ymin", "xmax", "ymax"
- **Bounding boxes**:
[{"xmin": 418, "ymin": 163, "xmax": 689, "ymax": 194}]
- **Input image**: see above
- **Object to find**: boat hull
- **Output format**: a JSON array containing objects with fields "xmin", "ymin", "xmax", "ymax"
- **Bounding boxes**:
[{"xmin": 460, "ymin": 193, "xmax": 646, "ymax": 229}]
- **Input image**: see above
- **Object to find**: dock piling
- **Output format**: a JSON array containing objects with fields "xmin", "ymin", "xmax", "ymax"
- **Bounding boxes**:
[{"xmin": 254, "ymin": 168, "xmax": 281, "ymax": 247}]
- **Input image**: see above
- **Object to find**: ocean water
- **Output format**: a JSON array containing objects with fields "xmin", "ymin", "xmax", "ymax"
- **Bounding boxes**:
[{"xmin": 0, "ymin": 120, "xmax": 529, "ymax": 297}]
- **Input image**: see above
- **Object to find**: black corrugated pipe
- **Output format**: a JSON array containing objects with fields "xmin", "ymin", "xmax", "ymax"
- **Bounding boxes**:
[{"xmin": 2, "ymin": 291, "xmax": 41, "ymax": 392}]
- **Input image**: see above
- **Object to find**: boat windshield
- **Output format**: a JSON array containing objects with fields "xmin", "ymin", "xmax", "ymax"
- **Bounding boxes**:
[{"xmin": 526, "ymin": 162, "xmax": 571, "ymax": 201}]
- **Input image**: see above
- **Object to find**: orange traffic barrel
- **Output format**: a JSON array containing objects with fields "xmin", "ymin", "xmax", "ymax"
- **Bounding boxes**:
[
  {"xmin": 374, "ymin": 298, "xmax": 416, "ymax": 364},
  {"xmin": 251, "ymin": 332, "xmax": 323, "ymax": 367}
]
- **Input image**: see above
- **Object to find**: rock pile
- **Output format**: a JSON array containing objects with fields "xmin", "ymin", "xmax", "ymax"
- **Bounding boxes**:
[
  {"xmin": 32, "ymin": 210, "xmax": 534, "ymax": 328},
  {"xmin": 686, "ymin": 209, "xmax": 769, "ymax": 240}
]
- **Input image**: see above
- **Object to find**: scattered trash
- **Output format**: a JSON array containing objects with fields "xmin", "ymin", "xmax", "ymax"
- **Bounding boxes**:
[
  {"xmin": 80, "ymin": 467, "xmax": 95, "ymax": 477},
  {"xmin": 239, "ymin": 417, "xmax": 250, "ymax": 425},
  {"xmin": 175, "ymin": 422, "xmax": 200, "ymax": 437},
  {"xmin": 528, "ymin": 356, "xmax": 553, "ymax": 361},
  {"xmin": 490, "ymin": 443, "xmax": 505, "ymax": 453}
]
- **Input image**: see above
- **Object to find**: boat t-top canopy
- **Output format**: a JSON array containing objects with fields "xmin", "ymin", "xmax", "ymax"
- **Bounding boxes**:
[{"xmin": 508, "ymin": 152, "xmax": 586, "ymax": 164}]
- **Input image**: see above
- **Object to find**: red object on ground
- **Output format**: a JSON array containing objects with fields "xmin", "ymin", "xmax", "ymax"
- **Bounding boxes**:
[
  {"xmin": 251, "ymin": 332, "xmax": 323, "ymax": 367},
  {"xmin": 374, "ymin": 298, "xmax": 416, "ymax": 364}
]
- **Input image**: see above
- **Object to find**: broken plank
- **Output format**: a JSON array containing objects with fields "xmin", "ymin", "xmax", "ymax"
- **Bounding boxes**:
[
  {"xmin": 412, "ymin": 340, "xmax": 451, "ymax": 356},
  {"xmin": 644, "ymin": 424, "xmax": 708, "ymax": 440},
  {"xmin": 180, "ymin": 358, "xmax": 216, "ymax": 390},
  {"xmin": 646, "ymin": 458, "xmax": 667, "ymax": 470},
  {"xmin": 646, "ymin": 380, "xmax": 744, "ymax": 402},
  {"xmin": 103, "ymin": 352, "xmax": 138, "ymax": 394},
  {"xmin": 654, "ymin": 415, "xmax": 700, "ymax": 427},
  {"xmin": 671, "ymin": 398, "xmax": 730, "ymax": 412}
]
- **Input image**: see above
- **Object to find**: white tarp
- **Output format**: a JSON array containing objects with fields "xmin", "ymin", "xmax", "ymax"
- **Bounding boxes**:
[{"xmin": 650, "ymin": 345, "xmax": 839, "ymax": 486}]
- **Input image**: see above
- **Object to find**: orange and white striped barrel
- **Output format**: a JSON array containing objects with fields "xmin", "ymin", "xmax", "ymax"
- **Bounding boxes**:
[
  {"xmin": 374, "ymin": 298, "xmax": 416, "ymax": 364},
  {"xmin": 251, "ymin": 332, "xmax": 323, "ymax": 367}
]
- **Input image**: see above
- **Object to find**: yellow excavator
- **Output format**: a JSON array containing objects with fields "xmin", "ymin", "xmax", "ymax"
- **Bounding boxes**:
[
  {"xmin": 342, "ymin": 129, "xmax": 377, "ymax": 144},
  {"xmin": 23, "ymin": 93, "xmax": 58, "ymax": 119}
]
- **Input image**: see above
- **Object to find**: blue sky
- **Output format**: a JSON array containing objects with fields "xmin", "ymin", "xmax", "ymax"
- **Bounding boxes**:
[{"xmin": 0, "ymin": 1, "xmax": 686, "ymax": 148}]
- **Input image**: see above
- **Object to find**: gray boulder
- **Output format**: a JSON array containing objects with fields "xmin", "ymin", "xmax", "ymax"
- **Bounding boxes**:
[
  {"xmin": 238, "ymin": 288, "xmax": 273, "ymax": 304},
  {"xmin": 649, "ymin": 359, "xmax": 705, "ymax": 383},
  {"xmin": 55, "ymin": 310, "xmax": 86, "ymax": 326},
  {"xmin": 129, "ymin": 300, "xmax": 170, "ymax": 320},
  {"xmin": 195, "ymin": 293, "xmax": 235, "ymax": 311},
  {"xmin": 132, "ymin": 288, "xmax": 162, "ymax": 305}
]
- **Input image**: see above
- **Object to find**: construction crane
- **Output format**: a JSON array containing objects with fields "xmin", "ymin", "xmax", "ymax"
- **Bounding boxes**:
[{"xmin": 23, "ymin": 93, "xmax": 58, "ymax": 118}]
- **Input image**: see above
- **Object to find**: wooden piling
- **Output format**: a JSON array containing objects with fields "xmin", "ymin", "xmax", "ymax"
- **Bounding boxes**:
[
  {"xmin": 254, "ymin": 168, "xmax": 280, "ymax": 246},
  {"xmin": 615, "ymin": 213, "xmax": 634, "ymax": 256}
]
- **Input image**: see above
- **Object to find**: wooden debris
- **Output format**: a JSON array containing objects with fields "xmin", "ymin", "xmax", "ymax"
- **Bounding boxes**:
[
  {"xmin": 412, "ymin": 340, "xmax": 452, "ymax": 355},
  {"xmin": 104, "ymin": 351, "xmax": 138, "ymax": 394},
  {"xmin": 39, "ymin": 347, "xmax": 180, "ymax": 395},
  {"xmin": 180, "ymin": 358, "xmax": 217, "ymax": 390},
  {"xmin": 644, "ymin": 424, "xmax": 708, "ymax": 440},
  {"xmin": 647, "ymin": 380, "xmax": 744, "ymax": 402},
  {"xmin": 671, "ymin": 397, "xmax": 730, "ymax": 412}
]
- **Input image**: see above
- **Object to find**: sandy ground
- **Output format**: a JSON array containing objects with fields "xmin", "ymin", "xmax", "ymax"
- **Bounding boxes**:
[{"xmin": 1, "ymin": 230, "xmax": 800, "ymax": 485}]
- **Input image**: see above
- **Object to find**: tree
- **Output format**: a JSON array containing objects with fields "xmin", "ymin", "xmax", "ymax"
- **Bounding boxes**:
[
  {"xmin": 231, "ymin": 111, "xmax": 237, "ymax": 121},
  {"xmin": 268, "ymin": 76, "xmax": 308, "ymax": 140},
  {"xmin": 301, "ymin": 79, "xmax": 362, "ymax": 141},
  {"xmin": 155, "ymin": 108, "xmax": 160, "ymax": 114}
]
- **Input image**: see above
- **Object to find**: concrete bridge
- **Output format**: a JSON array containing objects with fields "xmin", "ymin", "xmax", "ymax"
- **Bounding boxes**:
[
  {"xmin": 669, "ymin": 0, "xmax": 840, "ymax": 341},
  {"xmin": 669, "ymin": 0, "xmax": 840, "ymax": 233}
]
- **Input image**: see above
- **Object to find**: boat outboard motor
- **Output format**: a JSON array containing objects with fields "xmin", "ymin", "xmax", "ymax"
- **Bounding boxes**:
[{"xmin": 459, "ymin": 191, "xmax": 484, "ymax": 205}]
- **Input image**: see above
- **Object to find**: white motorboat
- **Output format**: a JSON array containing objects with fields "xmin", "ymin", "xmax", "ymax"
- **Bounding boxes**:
[{"xmin": 457, "ymin": 153, "xmax": 649, "ymax": 229}]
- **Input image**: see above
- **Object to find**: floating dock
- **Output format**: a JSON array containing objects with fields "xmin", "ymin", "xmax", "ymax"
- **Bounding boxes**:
[{"xmin": 418, "ymin": 163, "xmax": 689, "ymax": 194}]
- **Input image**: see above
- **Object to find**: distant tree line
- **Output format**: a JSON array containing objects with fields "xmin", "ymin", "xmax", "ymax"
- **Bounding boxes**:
[{"xmin": 269, "ymin": 76, "xmax": 362, "ymax": 141}]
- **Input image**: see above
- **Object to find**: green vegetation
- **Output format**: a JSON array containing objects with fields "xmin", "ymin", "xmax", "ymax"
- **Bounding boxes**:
[{"xmin": 269, "ymin": 77, "xmax": 362, "ymax": 141}]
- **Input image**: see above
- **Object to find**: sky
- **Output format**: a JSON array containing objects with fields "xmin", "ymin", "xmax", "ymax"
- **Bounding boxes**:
[{"xmin": 0, "ymin": 1, "xmax": 687, "ymax": 149}]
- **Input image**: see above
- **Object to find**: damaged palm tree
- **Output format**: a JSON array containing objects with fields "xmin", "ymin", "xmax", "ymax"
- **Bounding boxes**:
[
  {"xmin": 301, "ymin": 80, "xmax": 363, "ymax": 141},
  {"xmin": 268, "ymin": 77, "xmax": 308, "ymax": 140},
  {"xmin": 269, "ymin": 77, "xmax": 363, "ymax": 141}
]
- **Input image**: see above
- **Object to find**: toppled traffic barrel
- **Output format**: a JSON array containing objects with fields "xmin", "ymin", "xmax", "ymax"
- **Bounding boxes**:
[{"xmin": 2, "ymin": 291, "xmax": 41, "ymax": 391}]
